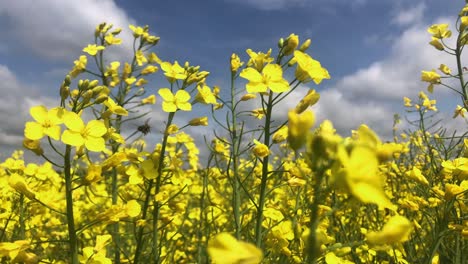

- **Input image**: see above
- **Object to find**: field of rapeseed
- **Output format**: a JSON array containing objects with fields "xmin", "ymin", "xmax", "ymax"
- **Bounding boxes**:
[{"xmin": 1, "ymin": 3, "xmax": 468, "ymax": 264}]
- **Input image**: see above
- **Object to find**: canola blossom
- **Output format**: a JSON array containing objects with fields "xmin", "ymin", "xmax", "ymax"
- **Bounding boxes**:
[{"xmin": 4, "ymin": 6, "xmax": 468, "ymax": 263}]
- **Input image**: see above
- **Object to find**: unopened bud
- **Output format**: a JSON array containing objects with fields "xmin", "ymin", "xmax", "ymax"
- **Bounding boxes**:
[
  {"xmin": 88, "ymin": 80, "xmax": 99, "ymax": 89},
  {"xmin": 60, "ymin": 86, "xmax": 70, "ymax": 101},
  {"xmin": 82, "ymin": 90, "xmax": 93, "ymax": 104},
  {"xmin": 64, "ymin": 75, "xmax": 71, "ymax": 86},
  {"xmin": 278, "ymin": 38, "xmax": 284, "ymax": 48},
  {"xmin": 283, "ymin": 34, "xmax": 299, "ymax": 56},
  {"xmin": 189, "ymin": 116, "xmax": 208, "ymax": 126},
  {"xmin": 112, "ymin": 28, "xmax": 122, "ymax": 35},
  {"xmin": 94, "ymin": 94, "xmax": 108, "ymax": 104},
  {"xmin": 299, "ymin": 39, "xmax": 311, "ymax": 52}
]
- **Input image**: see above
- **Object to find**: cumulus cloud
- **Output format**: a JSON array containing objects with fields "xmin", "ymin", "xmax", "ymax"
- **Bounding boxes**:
[
  {"xmin": 273, "ymin": 15, "xmax": 462, "ymax": 140},
  {"xmin": 0, "ymin": 65, "xmax": 58, "ymax": 161},
  {"xmin": 391, "ymin": 2, "xmax": 426, "ymax": 26},
  {"xmin": 0, "ymin": 0, "xmax": 136, "ymax": 62},
  {"xmin": 224, "ymin": 0, "xmax": 366, "ymax": 11}
]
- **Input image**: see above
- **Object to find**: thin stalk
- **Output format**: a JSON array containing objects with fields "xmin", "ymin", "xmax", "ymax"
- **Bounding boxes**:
[
  {"xmin": 229, "ymin": 73, "xmax": 242, "ymax": 239},
  {"xmin": 133, "ymin": 112, "xmax": 175, "ymax": 264},
  {"xmin": 254, "ymin": 92, "xmax": 274, "ymax": 248},
  {"xmin": 64, "ymin": 145, "xmax": 79, "ymax": 264},
  {"xmin": 152, "ymin": 112, "xmax": 175, "ymax": 263},
  {"xmin": 306, "ymin": 167, "xmax": 326, "ymax": 264}
]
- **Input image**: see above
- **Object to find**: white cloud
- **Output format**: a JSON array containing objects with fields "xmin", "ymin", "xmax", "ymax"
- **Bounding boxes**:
[
  {"xmin": 223, "ymin": 0, "xmax": 306, "ymax": 11},
  {"xmin": 274, "ymin": 15, "xmax": 463, "ymax": 140},
  {"xmin": 0, "ymin": 66, "xmax": 40, "ymax": 149},
  {"xmin": 0, "ymin": 0, "xmax": 136, "ymax": 62},
  {"xmin": 391, "ymin": 2, "xmax": 426, "ymax": 26}
]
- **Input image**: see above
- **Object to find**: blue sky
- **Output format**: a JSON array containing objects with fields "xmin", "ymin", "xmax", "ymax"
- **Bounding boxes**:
[{"xmin": 0, "ymin": 0, "xmax": 466, "ymax": 160}]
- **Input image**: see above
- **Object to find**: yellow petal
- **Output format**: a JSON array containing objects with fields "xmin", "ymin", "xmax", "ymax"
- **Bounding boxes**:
[
  {"xmin": 162, "ymin": 102, "xmax": 177, "ymax": 112},
  {"xmin": 61, "ymin": 130, "xmax": 85, "ymax": 147},
  {"xmin": 86, "ymin": 120, "xmax": 107, "ymax": 137},
  {"xmin": 175, "ymin": 90, "xmax": 191, "ymax": 102},
  {"xmin": 177, "ymin": 102, "xmax": 192, "ymax": 111},
  {"xmin": 126, "ymin": 200, "xmax": 141, "ymax": 217},
  {"xmin": 24, "ymin": 122, "xmax": 44, "ymax": 140},
  {"xmin": 158, "ymin": 88, "xmax": 174, "ymax": 101},
  {"xmin": 84, "ymin": 136, "xmax": 106, "ymax": 152},
  {"xmin": 64, "ymin": 112, "xmax": 84, "ymax": 132},
  {"xmin": 44, "ymin": 125, "xmax": 61, "ymax": 141},
  {"xmin": 30, "ymin": 105, "xmax": 47, "ymax": 123}
]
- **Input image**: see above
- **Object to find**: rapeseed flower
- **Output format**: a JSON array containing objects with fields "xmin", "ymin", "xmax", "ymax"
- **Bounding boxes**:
[
  {"xmin": 207, "ymin": 233, "xmax": 263, "ymax": 264},
  {"xmin": 240, "ymin": 63, "xmax": 289, "ymax": 93},
  {"xmin": 294, "ymin": 50, "xmax": 330, "ymax": 84},
  {"xmin": 160, "ymin": 61, "xmax": 187, "ymax": 83},
  {"xmin": 24, "ymin": 106, "xmax": 65, "ymax": 141},
  {"xmin": 158, "ymin": 88, "xmax": 192, "ymax": 112},
  {"xmin": 61, "ymin": 112, "xmax": 107, "ymax": 152}
]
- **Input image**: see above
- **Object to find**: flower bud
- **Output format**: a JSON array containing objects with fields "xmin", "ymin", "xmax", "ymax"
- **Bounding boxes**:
[
  {"xmin": 283, "ymin": 34, "xmax": 299, "ymax": 56},
  {"xmin": 299, "ymin": 39, "xmax": 312, "ymax": 52},
  {"xmin": 252, "ymin": 139, "xmax": 270, "ymax": 158},
  {"xmin": 60, "ymin": 85, "xmax": 70, "ymax": 101},
  {"xmin": 240, "ymin": 93, "xmax": 256, "ymax": 101},
  {"xmin": 278, "ymin": 38, "xmax": 284, "ymax": 48},
  {"xmin": 288, "ymin": 110, "xmax": 315, "ymax": 151},
  {"xmin": 188, "ymin": 116, "xmax": 208, "ymax": 126}
]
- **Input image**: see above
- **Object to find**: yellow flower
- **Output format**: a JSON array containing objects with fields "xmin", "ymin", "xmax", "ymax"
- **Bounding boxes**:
[
  {"xmin": 104, "ymin": 34, "xmax": 122, "ymax": 45},
  {"xmin": 461, "ymin": 16, "xmax": 468, "ymax": 31},
  {"xmin": 158, "ymin": 88, "xmax": 192, "ymax": 112},
  {"xmin": 83, "ymin": 44, "xmax": 105, "ymax": 56},
  {"xmin": 22, "ymin": 138, "xmax": 43, "ymax": 156},
  {"xmin": 241, "ymin": 93, "xmax": 257, "ymax": 101},
  {"xmin": 294, "ymin": 50, "xmax": 330, "ymax": 84},
  {"xmin": 8, "ymin": 174, "xmax": 36, "ymax": 199},
  {"xmin": 141, "ymin": 94, "xmax": 156, "ymax": 105},
  {"xmin": 24, "ymin": 106, "xmax": 65, "ymax": 141},
  {"xmin": 129, "ymin": 24, "xmax": 146, "ymax": 37},
  {"xmin": 283, "ymin": 33, "xmax": 299, "ymax": 56},
  {"xmin": 252, "ymin": 139, "xmax": 270, "ymax": 158},
  {"xmin": 61, "ymin": 112, "xmax": 107, "ymax": 152},
  {"xmin": 70, "ymin": 55, "xmax": 87, "ymax": 78},
  {"xmin": 421, "ymin": 70, "xmax": 441, "ymax": 84},
  {"xmin": 439, "ymin": 64, "xmax": 451, "ymax": 75},
  {"xmin": 207, "ymin": 233, "xmax": 263, "ymax": 264},
  {"xmin": 429, "ymin": 37, "xmax": 444, "ymax": 50},
  {"xmin": 240, "ymin": 63, "xmax": 289, "ymax": 93},
  {"xmin": 160, "ymin": 61, "xmax": 187, "ymax": 83},
  {"xmin": 136, "ymin": 50, "xmax": 148, "ymax": 66},
  {"xmin": 288, "ymin": 110, "xmax": 315, "ymax": 151},
  {"xmin": 250, "ymin": 108, "xmax": 266, "ymax": 119},
  {"xmin": 295, "ymin": 89, "xmax": 320, "ymax": 114},
  {"xmin": 427, "ymin": 24, "xmax": 452, "ymax": 39},
  {"xmin": 195, "ymin": 84, "xmax": 217, "ymax": 104},
  {"xmin": 453, "ymin": 105, "xmax": 467, "ymax": 118},
  {"xmin": 272, "ymin": 126, "xmax": 288, "ymax": 144},
  {"xmin": 189, "ymin": 117, "xmax": 208, "ymax": 126},
  {"xmin": 336, "ymin": 145, "xmax": 396, "ymax": 210},
  {"xmin": 403, "ymin": 97, "xmax": 412, "ymax": 107},
  {"xmin": 231, "ymin": 53, "xmax": 244, "ymax": 72},
  {"xmin": 141, "ymin": 65, "xmax": 159, "ymax": 75},
  {"xmin": 246, "ymin": 48, "xmax": 274, "ymax": 71},
  {"xmin": 104, "ymin": 98, "xmax": 128, "ymax": 116},
  {"xmin": 366, "ymin": 215, "xmax": 413, "ymax": 245}
]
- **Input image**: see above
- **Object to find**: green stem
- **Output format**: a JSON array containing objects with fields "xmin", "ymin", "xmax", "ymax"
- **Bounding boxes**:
[
  {"xmin": 64, "ymin": 145, "xmax": 79, "ymax": 264},
  {"xmin": 255, "ymin": 92, "xmax": 274, "ymax": 248},
  {"xmin": 133, "ymin": 112, "xmax": 175, "ymax": 264},
  {"xmin": 455, "ymin": 33, "xmax": 468, "ymax": 108},
  {"xmin": 306, "ymin": 168, "xmax": 326, "ymax": 264},
  {"xmin": 229, "ymin": 73, "xmax": 242, "ymax": 239}
]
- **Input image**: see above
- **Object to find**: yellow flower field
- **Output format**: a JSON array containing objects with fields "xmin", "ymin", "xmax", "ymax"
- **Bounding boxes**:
[{"xmin": 1, "ymin": 4, "xmax": 468, "ymax": 264}]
